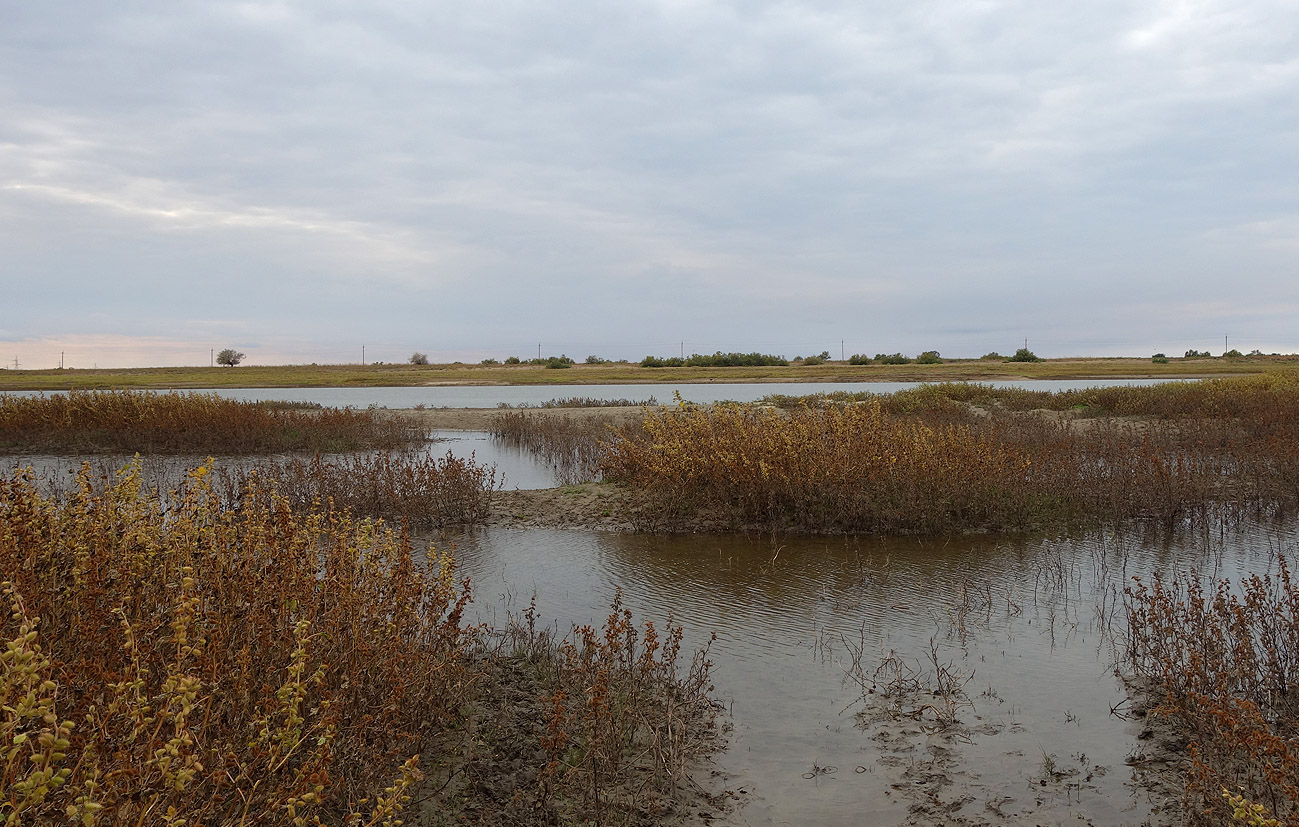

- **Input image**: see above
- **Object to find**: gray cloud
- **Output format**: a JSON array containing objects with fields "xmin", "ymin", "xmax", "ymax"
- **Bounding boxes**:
[{"xmin": 3, "ymin": 0, "xmax": 1297, "ymax": 367}]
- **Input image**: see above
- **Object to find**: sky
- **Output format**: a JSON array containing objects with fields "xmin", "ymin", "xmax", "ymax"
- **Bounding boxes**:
[{"xmin": 2, "ymin": 0, "xmax": 1297, "ymax": 368}]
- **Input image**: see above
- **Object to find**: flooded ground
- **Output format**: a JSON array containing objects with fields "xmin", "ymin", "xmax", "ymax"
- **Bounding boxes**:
[
  {"xmin": 3, "ymin": 428, "xmax": 566, "ymax": 493},
  {"xmin": 430, "ymin": 522, "xmax": 1296, "ymax": 827}
]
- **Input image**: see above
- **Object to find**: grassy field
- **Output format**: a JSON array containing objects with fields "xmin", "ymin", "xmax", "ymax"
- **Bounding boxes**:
[{"xmin": 2, "ymin": 355, "xmax": 1297, "ymax": 390}]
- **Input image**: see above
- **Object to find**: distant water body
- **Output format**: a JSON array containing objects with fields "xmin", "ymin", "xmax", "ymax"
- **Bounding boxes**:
[{"xmin": 1, "ymin": 378, "xmax": 1188, "ymax": 409}]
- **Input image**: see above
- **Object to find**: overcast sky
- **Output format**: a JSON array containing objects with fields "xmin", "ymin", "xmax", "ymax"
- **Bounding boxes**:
[{"xmin": 3, "ymin": 1, "xmax": 1297, "ymax": 368}]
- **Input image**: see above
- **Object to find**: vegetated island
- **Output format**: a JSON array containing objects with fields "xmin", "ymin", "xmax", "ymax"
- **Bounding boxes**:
[{"xmin": 2, "ymin": 351, "xmax": 1297, "ymax": 390}]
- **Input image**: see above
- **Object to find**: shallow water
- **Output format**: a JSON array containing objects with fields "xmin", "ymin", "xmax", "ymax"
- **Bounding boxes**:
[
  {"xmin": 431, "ymin": 522, "xmax": 1296, "ymax": 826},
  {"xmin": 1, "ymin": 378, "xmax": 1180, "ymax": 409},
  {"xmin": 4, "ymin": 429, "xmax": 567, "ymax": 493}
]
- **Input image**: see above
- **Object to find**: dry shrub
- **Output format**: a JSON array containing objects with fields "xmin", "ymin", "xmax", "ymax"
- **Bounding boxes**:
[
  {"xmin": 759, "ymin": 374, "xmax": 1299, "ymax": 420},
  {"xmin": 491, "ymin": 410, "xmax": 624, "ymax": 485},
  {"xmin": 598, "ymin": 400, "xmax": 1248, "ymax": 533},
  {"xmin": 0, "ymin": 389, "xmax": 422, "ymax": 454},
  {"xmin": 465, "ymin": 592, "xmax": 719, "ymax": 825},
  {"xmin": 1, "ymin": 461, "xmax": 723, "ymax": 826},
  {"xmin": 0, "ymin": 460, "xmax": 469, "ymax": 825},
  {"xmin": 217, "ymin": 450, "xmax": 498, "ymax": 527},
  {"xmin": 1126, "ymin": 560, "xmax": 1299, "ymax": 825}
]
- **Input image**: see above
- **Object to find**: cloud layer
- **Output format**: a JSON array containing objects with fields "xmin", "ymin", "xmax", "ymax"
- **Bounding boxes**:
[{"xmin": 4, "ymin": 0, "xmax": 1297, "ymax": 366}]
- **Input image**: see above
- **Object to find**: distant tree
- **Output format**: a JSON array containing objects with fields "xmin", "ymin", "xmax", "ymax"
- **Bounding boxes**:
[
  {"xmin": 1007, "ymin": 348, "xmax": 1041, "ymax": 363},
  {"xmin": 409, "ymin": 352, "xmax": 429, "ymax": 365},
  {"xmin": 1184, "ymin": 349, "xmax": 1212, "ymax": 359},
  {"xmin": 1152, "ymin": 353, "xmax": 1169, "ymax": 364},
  {"xmin": 980, "ymin": 352, "xmax": 1004, "ymax": 361},
  {"xmin": 216, "ymin": 348, "xmax": 244, "ymax": 367},
  {"xmin": 480, "ymin": 358, "xmax": 499, "ymax": 365},
  {"xmin": 1223, "ymin": 349, "xmax": 1243, "ymax": 358},
  {"xmin": 848, "ymin": 354, "xmax": 873, "ymax": 365},
  {"xmin": 585, "ymin": 355, "xmax": 609, "ymax": 364},
  {"xmin": 504, "ymin": 356, "xmax": 521, "ymax": 364},
  {"xmin": 916, "ymin": 350, "xmax": 942, "ymax": 364}
]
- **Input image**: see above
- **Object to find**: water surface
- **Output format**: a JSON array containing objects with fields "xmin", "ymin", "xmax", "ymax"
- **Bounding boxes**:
[
  {"xmin": 3, "ymin": 379, "xmax": 1181, "ymax": 409},
  {"xmin": 431, "ymin": 522, "xmax": 1293, "ymax": 826}
]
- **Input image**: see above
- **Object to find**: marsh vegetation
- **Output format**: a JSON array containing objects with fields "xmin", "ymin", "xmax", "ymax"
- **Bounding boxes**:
[
  {"xmin": 8, "ymin": 377, "xmax": 1299, "ymax": 825},
  {"xmin": 0, "ymin": 465, "xmax": 721, "ymax": 826},
  {"xmin": 0, "ymin": 389, "xmax": 421, "ymax": 454}
]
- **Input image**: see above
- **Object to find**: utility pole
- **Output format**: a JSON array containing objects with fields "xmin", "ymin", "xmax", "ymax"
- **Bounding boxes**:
[
  {"xmin": 60, "ymin": 352, "xmax": 64, "ymax": 369},
  {"xmin": 680, "ymin": 341, "xmax": 684, "ymax": 359},
  {"xmin": 841, "ymin": 340, "xmax": 845, "ymax": 361},
  {"xmin": 538, "ymin": 342, "xmax": 542, "ymax": 359},
  {"xmin": 1225, "ymin": 334, "xmax": 1229, "ymax": 353},
  {"xmin": 210, "ymin": 348, "xmax": 214, "ymax": 367},
  {"xmin": 362, "ymin": 345, "xmax": 366, "ymax": 365}
]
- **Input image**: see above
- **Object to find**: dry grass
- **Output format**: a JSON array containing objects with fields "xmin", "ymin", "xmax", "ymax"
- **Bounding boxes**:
[
  {"xmin": 758, "ymin": 373, "xmax": 1299, "ymax": 418},
  {"xmin": 593, "ymin": 376, "xmax": 1299, "ymax": 534},
  {"xmin": 215, "ymin": 451, "xmax": 499, "ymax": 528},
  {"xmin": 1125, "ymin": 557, "xmax": 1299, "ymax": 825},
  {"xmin": 3, "ymin": 355, "xmax": 1296, "ymax": 391},
  {"xmin": 599, "ymin": 400, "xmax": 1260, "ymax": 533},
  {"xmin": 0, "ymin": 390, "xmax": 422, "ymax": 454},
  {"xmin": 491, "ymin": 410, "xmax": 625, "ymax": 486}
]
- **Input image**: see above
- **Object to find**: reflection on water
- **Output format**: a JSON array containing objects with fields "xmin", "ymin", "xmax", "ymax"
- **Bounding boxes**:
[{"xmin": 431, "ymin": 523, "xmax": 1296, "ymax": 827}]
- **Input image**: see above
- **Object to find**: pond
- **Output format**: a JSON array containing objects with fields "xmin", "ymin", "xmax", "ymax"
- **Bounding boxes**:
[{"xmin": 429, "ymin": 521, "xmax": 1293, "ymax": 826}]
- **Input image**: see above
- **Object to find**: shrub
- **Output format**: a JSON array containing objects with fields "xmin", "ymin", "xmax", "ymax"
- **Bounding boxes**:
[
  {"xmin": 1007, "ymin": 347, "xmax": 1041, "ymax": 363},
  {"xmin": 641, "ymin": 356, "xmax": 685, "ymax": 367},
  {"xmin": 544, "ymin": 355, "xmax": 574, "ymax": 369},
  {"xmin": 600, "ymin": 402, "xmax": 1099, "ymax": 533},
  {"xmin": 1152, "ymin": 354, "xmax": 1169, "ymax": 364},
  {"xmin": 1126, "ymin": 561, "xmax": 1299, "ymax": 825},
  {"xmin": 848, "ymin": 354, "xmax": 873, "ymax": 365},
  {"xmin": 801, "ymin": 355, "xmax": 825, "ymax": 366},
  {"xmin": 504, "ymin": 356, "xmax": 521, "ymax": 365},
  {"xmin": 585, "ymin": 355, "xmax": 609, "ymax": 364},
  {"xmin": 980, "ymin": 352, "xmax": 1004, "ymax": 361},
  {"xmin": 480, "ymin": 357, "xmax": 499, "ymax": 365},
  {"xmin": 0, "ymin": 464, "xmax": 720, "ymax": 825},
  {"xmin": 599, "ymin": 376, "xmax": 1299, "ymax": 533},
  {"xmin": 874, "ymin": 353, "xmax": 911, "ymax": 365},
  {"xmin": 217, "ymin": 451, "xmax": 499, "ymax": 527},
  {"xmin": 0, "ymin": 463, "xmax": 470, "ymax": 824},
  {"xmin": 916, "ymin": 351, "xmax": 942, "ymax": 365},
  {"xmin": 1224, "ymin": 349, "xmax": 1244, "ymax": 358},
  {"xmin": 1185, "ymin": 349, "xmax": 1212, "ymax": 358},
  {"xmin": 0, "ymin": 390, "xmax": 422, "ymax": 454},
  {"xmin": 643, "ymin": 352, "xmax": 789, "ymax": 368},
  {"xmin": 409, "ymin": 352, "xmax": 429, "ymax": 365}
]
